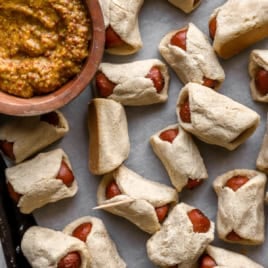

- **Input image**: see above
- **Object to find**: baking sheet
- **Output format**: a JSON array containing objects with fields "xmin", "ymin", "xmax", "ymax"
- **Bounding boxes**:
[{"xmin": 1, "ymin": 0, "xmax": 268, "ymax": 267}]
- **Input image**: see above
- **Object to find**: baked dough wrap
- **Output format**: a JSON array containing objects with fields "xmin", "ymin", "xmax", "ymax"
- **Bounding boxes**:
[
  {"xmin": 177, "ymin": 83, "xmax": 260, "ymax": 150},
  {"xmin": 88, "ymin": 98, "xmax": 130, "ymax": 175},
  {"xmin": 0, "ymin": 110, "xmax": 69, "ymax": 163},
  {"xmin": 6, "ymin": 148, "xmax": 78, "ymax": 214},
  {"xmin": 209, "ymin": 0, "xmax": 268, "ymax": 59},
  {"xmin": 95, "ymin": 59, "xmax": 169, "ymax": 106},
  {"xmin": 146, "ymin": 203, "xmax": 214, "ymax": 267},
  {"xmin": 249, "ymin": 50, "xmax": 268, "ymax": 102},
  {"xmin": 21, "ymin": 226, "xmax": 92, "ymax": 268},
  {"xmin": 168, "ymin": 0, "xmax": 201, "ymax": 13},
  {"xmin": 159, "ymin": 23, "xmax": 225, "ymax": 90},
  {"xmin": 200, "ymin": 245, "xmax": 264, "ymax": 268},
  {"xmin": 99, "ymin": 0, "xmax": 143, "ymax": 55},
  {"xmin": 63, "ymin": 216, "xmax": 126, "ymax": 268},
  {"xmin": 150, "ymin": 124, "xmax": 207, "ymax": 192},
  {"xmin": 97, "ymin": 165, "xmax": 178, "ymax": 234},
  {"xmin": 213, "ymin": 169, "xmax": 266, "ymax": 245}
]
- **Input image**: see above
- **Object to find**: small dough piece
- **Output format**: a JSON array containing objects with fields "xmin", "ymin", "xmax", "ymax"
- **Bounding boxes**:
[
  {"xmin": 249, "ymin": 50, "xmax": 268, "ymax": 102},
  {"xmin": 99, "ymin": 0, "xmax": 143, "ymax": 55},
  {"xmin": 6, "ymin": 148, "xmax": 78, "ymax": 214},
  {"xmin": 21, "ymin": 226, "xmax": 91, "ymax": 268},
  {"xmin": 213, "ymin": 169, "xmax": 266, "ymax": 245},
  {"xmin": 0, "ymin": 110, "xmax": 69, "ymax": 163},
  {"xmin": 88, "ymin": 98, "xmax": 130, "ymax": 175},
  {"xmin": 159, "ymin": 23, "xmax": 225, "ymax": 90},
  {"xmin": 146, "ymin": 203, "xmax": 214, "ymax": 267},
  {"xmin": 150, "ymin": 124, "xmax": 207, "ymax": 192},
  {"xmin": 209, "ymin": 0, "xmax": 268, "ymax": 59},
  {"xmin": 168, "ymin": 0, "xmax": 201, "ymax": 13},
  {"xmin": 96, "ymin": 59, "xmax": 169, "ymax": 106},
  {"xmin": 63, "ymin": 216, "xmax": 126, "ymax": 268},
  {"xmin": 200, "ymin": 245, "xmax": 264, "ymax": 268},
  {"xmin": 97, "ymin": 165, "xmax": 178, "ymax": 234},
  {"xmin": 177, "ymin": 83, "xmax": 260, "ymax": 150}
]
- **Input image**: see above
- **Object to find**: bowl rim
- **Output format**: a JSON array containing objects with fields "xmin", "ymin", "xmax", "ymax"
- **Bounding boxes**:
[{"xmin": 0, "ymin": 0, "xmax": 105, "ymax": 116}]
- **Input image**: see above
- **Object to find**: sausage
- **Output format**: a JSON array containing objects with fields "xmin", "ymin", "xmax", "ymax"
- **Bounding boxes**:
[
  {"xmin": 105, "ymin": 26, "xmax": 126, "ymax": 49},
  {"xmin": 202, "ymin": 77, "xmax": 218, "ymax": 89},
  {"xmin": 179, "ymin": 99, "xmax": 191, "ymax": 123},
  {"xmin": 209, "ymin": 16, "xmax": 217, "ymax": 40},
  {"xmin": 255, "ymin": 68, "xmax": 268, "ymax": 96},
  {"xmin": 7, "ymin": 182, "xmax": 21, "ymax": 203},
  {"xmin": 155, "ymin": 205, "xmax": 169, "ymax": 223},
  {"xmin": 226, "ymin": 230, "xmax": 243, "ymax": 241},
  {"xmin": 106, "ymin": 180, "xmax": 121, "ymax": 199},
  {"xmin": 0, "ymin": 140, "xmax": 15, "ymax": 160},
  {"xmin": 159, "ymin": 129, "xmax": 179, "ymax": 143},
  {"xmin": 95, "ymin": 72, "xmax": 115, "ymax": 97},
  {"xmin": 186, "ymin": 178, "xmax": 203, "ymax": 190},
  {"xmin": 170, "ymin": 28, "xmax": 188, "ymax": 51},
  {"xmin": 56, "ymin": 160, "xmax": 75, "ymax": 187},
  {"xmin": 225, "ymin": 175, "xmax": 249, "ymax": 192},
  {"xmin": 187, "ymin": 209, "xmax": 210, "ymax": 233},
  {"xmin": 72, "ymin": 222, "xmax": 92, "ymax": 242},
  {"xmin": 40, "ymin": 111, "xmax": 59, "ymax": 126},
  {"xmin": 199, "ymin": 254, "xmax": 217, "ymax": 268},
  {"xmin": 57, "ymin": 252, "xmax": 81, "ymax": 268},
  {"xmin": 145, "ymin": 66, "xmax": 165, "ymax": 93}
]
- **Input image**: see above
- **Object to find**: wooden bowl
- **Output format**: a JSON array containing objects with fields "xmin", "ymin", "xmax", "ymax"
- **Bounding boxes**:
[{"xmin": 0, "ymin": 0, "xmax": 105, "ymax": 116}]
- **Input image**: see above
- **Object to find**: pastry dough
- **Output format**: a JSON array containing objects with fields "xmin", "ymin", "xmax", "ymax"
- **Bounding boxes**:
[
  {"xmin": 150, "ymin": 124, "xmax": 207, "ymax": 192},
  {"xmin": 99, "ymin": 0, "xmax": 143, "ymax": 55},
  {"xmin": 168, "ymin": 0, "xmax": 201, "ymax": 13},
  {"xmin": 88, "ymin": 98, "xmax": 130, "ymax": 175},
  {"xmin": 249, "ymin": 50, "xmax": 268, "ymax": 102},
  {"xmin": 6, "ymin": 148, "xmax": 78, "ymax": 214},
  {"xmin": 177, "ymin": 83, "xmax": 260, "ymax": 150},
  {"xmin": 159, "ymin": 23, "xmax": 225, "ymax": 90},
  {"xmin": 97, "ymin": 165, "xmax": 178, "ymax": 234},
  {"xmin": 146, "ymin": 203, "xmax": 214, "ymax": 267},
  {"xmin": 21, "ymin": 226, "xmax": 92, "ymax": 268},
  {"xmin": 0, "ymin": 110, "xmax": 69, "ymax": 163},
  {"xmin": 63, "ymin": 216, "xmax": 126, "ymax": 268},
  {"xmin": 95, "ymin": 59, "xmax": 169, "ymax": 106},
  {"xmin": 213, "ymin": 169, "xmax": 266, "ymax": 245},
  {"xmin": 209, "ymin": 0, "xmax": 268, "ymax": 59}
]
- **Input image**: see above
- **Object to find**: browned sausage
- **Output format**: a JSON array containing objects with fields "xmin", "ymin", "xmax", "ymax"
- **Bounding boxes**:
[
  {"xmin": 209, "ymin": 17, "xmax": 217, "ymax": 40},
  {"xmin": 95, "ymin": 72, "xmax": 115, "ymax": 97},
  {"xmin": 72, "ymin": 222, "xmax": 92, "ymax": 242},
  {"xmin": 159, "ymin": 129, "xmax": 179, "ymax": 143},
  {"xmin": 56, "ymin": 160, "xmax": 75, "ymax": 187},
  {"xmin": 7, "ymin": 182, "xmax": 21, "ymax": 203},
  {"xmin": 57, "ymin": 252, "xmax": 81, "ymax": 268},
  {"xmin": 155, "ymin": 205, "xmax": 169, "ymax": 223},
  {"xmin": 179, "ymin": 99, "xmax": 191, "ymax": 123},
  {"xmin": 145, "ymin": 66, "xmax": 165, "ymax": 93},
  {"xmin": 0, "ymin": 140, "xmax": 15, "ymax": 160},
  {"xmin": 105, "ymin": 26, "xmax": 126, "ymax": 49},
  {"xmin": 225, "ymin": 175, "xmax": 249, "ymax": 192},
  {"xmin": 255, "ymin": 68, "xmax": 268, "ymax": 96},
  {"xmin": 226, "ymin": 230, "xmax": 243, "ymax": 241},
  {"xmin": 40, "ymin": 111, "xmax": 59, "ymax": 126},
  {"xmin": 187, "ymin": 209, "xmax": 210, "ymax": 233},
  {"xmin": 186, "ymin": 178, "xmax": 203, "ymax": 190},
  {"xmin": 199, "ymin": 254, "xmax": 217, "ymax": 268},
  {"xmin": 106, "ymin": 180, "xmax": 121, "ymax": 199},
  {"xmin": 202, "ymin": 77, "xmax": 218, "ymax": 89},
  {"xmin": 170, "ymin": 28, "xmax": 188, "ymax": 51}
]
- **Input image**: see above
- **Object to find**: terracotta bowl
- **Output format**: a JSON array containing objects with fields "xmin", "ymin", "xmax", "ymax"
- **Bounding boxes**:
[{"xmin": 0, "ymin": 0, "xmax": 105, "ymax": 116}]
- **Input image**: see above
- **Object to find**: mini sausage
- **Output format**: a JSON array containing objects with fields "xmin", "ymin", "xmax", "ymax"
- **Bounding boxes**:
[
  {"xmin": 179, "ymin": 99, "xmax": 191, "ymax": 123},
  {"xmin": 56, "ymin": 160, "xmax": 75, "ymax": 187},
  {"xmin": 0, "ymin": 140, "xmax": 15, "ymax": 160},
  {"xmin": 225, "ymin": 175, "xmax": 249, "ymax": 192},
  {"xmin": 202, "ymin": 77, "xmax": 218, "ymax": 89},
  {"xmin": 186, "ymin": 178, "xmax": 203, "ymax": 190},
  {"xmin": 255, "ymin": 68, "xmax": 268, "ymax": 96},
  {"xmin": 72, "ymin": 222, "xmax": 92, "ymax": 242},
  {"xmin": 95, "ymin": 72, "xmax": 116, "ymax": 98},
  {"xmin": 187, "ymin": 209, "xmax": 211, "ymax": 233},
  {"xmin": 40, "ymin": 111, "xmax": 59, "ymax": 126},
  {"xmin": 106, "ymin": 180, "xmax": 122, "ymax": 199},
  {"xmin": 105, "ymin": 26, "xmax": 126, "ymax": 49},
  {"xmin": 145, "ymin": 66, "xmax": 165, "ymax": 93},
  {"xmin": 199, "ymin": 254, "xmax": 217, "ymax": 268},
  {"xmin": 155, "ymin": 205, "xmax": 169, "ymax": 223},
  {"xmin": 226, "ymin": 230, "xmax": 243, "ymax": 241},
  {"xmin": 7, "ymin": 182, "xmax": 21, "ymax": 203},
  {"xmin": 170, "ymin": 28, "xmax": 188, "ymax": 51},
  {"xmin": 159, "ymin": 129, "xmax": 179, "ymax": 143},
  {"xmin": 57, "ymin": 252, "xmax": 81, "ymax": 268},
  {"xmin": 209, "ymin": 16, "xmax": 217, "ymax": 40}
]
